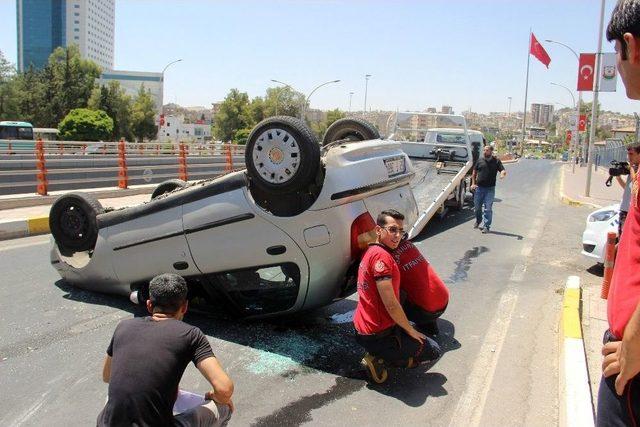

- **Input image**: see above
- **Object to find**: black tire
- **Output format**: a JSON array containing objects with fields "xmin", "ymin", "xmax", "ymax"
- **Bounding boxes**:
[
  {"xmin": 322, "ymin": 118, "xmax": 381, "ymax": 146},
  {"xmin": 245, "ymin": 116, "xmax": 320, "ymax": 195},
  {"xmin": 49, "ymin": 192, "xmax": 104, "ymax": 253},
  {"xmin": 453, "ymin": 181, "xmax": 466, "ymax": 211},
  {"xmin": 151, "ymin": 179, "xmax": 187, "ymax": 200}
]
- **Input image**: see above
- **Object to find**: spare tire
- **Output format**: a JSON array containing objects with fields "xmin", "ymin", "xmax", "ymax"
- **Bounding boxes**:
[
  {"xmin": 49, "ymin": 192, "xmax": 104, "ymax": 253},
  {"xmin": 322, "ymin": 118, "xmax": 381, "ymax": 146},
  {"xmin": 245, "ymin": 116, "xmax": 320, "ymax": 195},
  {"xmin": 151, "ymin": 179, "xmax": 187, "ymax": 200}
]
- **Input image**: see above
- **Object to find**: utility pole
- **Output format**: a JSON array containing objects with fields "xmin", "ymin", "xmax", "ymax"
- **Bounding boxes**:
[
  {"xmin": 364, "ymin": 74, "xmax": 371, "ymax": 113},
  {"xmin": 349, "ymin": 92, "xmax": 354, "ymax": 112},
  {"xmin": 585, "ymin": 0, "xmax": 606, "ymax": 197}
]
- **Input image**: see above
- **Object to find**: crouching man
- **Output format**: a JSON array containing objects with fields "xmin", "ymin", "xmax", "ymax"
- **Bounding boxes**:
[
  {"xmin": 97, "ymin": 273, "xmax": 234, "ymax": 426},
  {"xmin": 353, "ymin": 210, "xmax": 441, "ymax": 384},
  {"xmin": 393, "ymin": 238, "xmax": 449, "ymax": 337}
]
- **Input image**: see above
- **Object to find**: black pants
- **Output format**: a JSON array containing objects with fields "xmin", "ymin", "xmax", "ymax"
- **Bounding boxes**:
[
  {"xmin": 619, "ymin": 211, "xmax": 628, "ymax": 239},
  {"xmin": 355, "ymin": 326, "xmax": 441, "ymax": 366},
  {"xmin": 596, "ymin": 330, "xmax": 640, "ymax": 426},
  {"xmin": 403, "ymin": 300, "xmax": 447, "ymax": 333}
]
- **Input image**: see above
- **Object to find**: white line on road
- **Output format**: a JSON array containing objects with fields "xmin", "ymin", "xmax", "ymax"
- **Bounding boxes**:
[
  {"xmin": 0, "ymin": 235, "xmax": 50, "ymax": 252},
  {"xmin": 448, "ymin": 289, "xmax": 519, "ymax": 427}
]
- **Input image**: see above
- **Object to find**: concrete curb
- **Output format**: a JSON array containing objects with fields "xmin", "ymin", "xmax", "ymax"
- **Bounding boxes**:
[
  {"xmin": 559, "ymin": 276, "xmax": 595, "ymax": 427},
  {"xmin": 559, "ymin": 167, "xmax": 603, "ymax": 209},
  {"xmin": 0, "ymin": 216, "xmax": 50, "ymax": 240}
]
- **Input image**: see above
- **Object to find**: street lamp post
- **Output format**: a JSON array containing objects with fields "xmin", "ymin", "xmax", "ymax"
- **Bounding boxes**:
[
  {"xmin": 550, "ymin": 82, "xmax": 578, "ymax": 171},
  {"xmin": 271, "ymin": 79, "xmax": 340, "ymax": 120},
  {"xmin": 364, "ymin": 74, "xmax": 372, "ymax": 113},
  {"xmin": 349, "ymin": 92, "xmax": 354, "ymax": 112},
  {"xmin": 545, "ymin": 39, "xmax": 585, "ymax": 165},
  {"xmin": 160, "ymin": 59, "xmax": 183, "ymax": 111}
]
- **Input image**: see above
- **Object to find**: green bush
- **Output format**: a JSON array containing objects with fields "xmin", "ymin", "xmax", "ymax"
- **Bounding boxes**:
[{"xmin": 58, "ymin": 108, "xmax": 113, "ymax": 141}]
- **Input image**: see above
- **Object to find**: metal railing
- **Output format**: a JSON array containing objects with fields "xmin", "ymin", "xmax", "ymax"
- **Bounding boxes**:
[
  {"xmin": 0, "ymin": 139, "xmax": 246, "ymax": 196},
  {"xmin": 593, "ymin": 139, "xmax": 627, "ymax": 170}
]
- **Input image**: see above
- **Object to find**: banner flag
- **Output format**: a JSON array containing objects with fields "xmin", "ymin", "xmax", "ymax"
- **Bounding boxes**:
[
  {"xmin": 599, "ymin": 52, "xmax": 617, "ymax": 92},
  {"xmin": 530, "ymin": 33, "xmax": 551, "ymax": 68},
  {"xmin": 578, "ymin": 53, "xmax": 596, "ymax": 91}
]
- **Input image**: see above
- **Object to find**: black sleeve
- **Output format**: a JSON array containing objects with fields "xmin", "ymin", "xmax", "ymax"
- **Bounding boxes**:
[
  {"xmin": 497, "ymin": 159, "xmax": 505, "ymax": 172},
  {"xmin": 191, "ymin": 328, "xmax": 215, "ymax": 365},
  {"xmin": 106, "ymin": 334, "xmax": 114, "ymax": 357}
]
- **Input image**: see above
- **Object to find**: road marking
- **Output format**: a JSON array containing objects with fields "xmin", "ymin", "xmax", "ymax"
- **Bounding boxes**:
[
  {"xmin": 448, "ymin": 289, "xmax": 519, "ymax": 427},
  {"xmin": 509, "ymin": 264, "xmax": 526, "ymax": 282},
  {"xmin": 521, "ymin": 245, "xmax": 533, "ymax": 257},
  {"xmin": 0, "ymin": 235, "xmax": 50, "ymax": 252}
]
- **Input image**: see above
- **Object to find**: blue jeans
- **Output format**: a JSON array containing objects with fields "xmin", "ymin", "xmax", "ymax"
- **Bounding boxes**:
[{"xmin": 474, "ymin": 186, "xmax": 495, "ymax": 228}]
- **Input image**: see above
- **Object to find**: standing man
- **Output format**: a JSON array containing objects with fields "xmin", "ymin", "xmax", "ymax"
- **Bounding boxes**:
[
  {"xmin": 615, "ymin": 144, "xmax": 640, "ymax": 237},
  {"xmin": 97, "ymin": 273, "xmax": 234, "ymax": 426},
  {"xmin": 471, "ymin": 145, "xmax": 506, "ymax": 234},
  {"xmin": 353, "ymin": 209, "xmax": 441, "ymax": 384},
  {"xmin": 598, "ymin": 2, "xmax": 640, "ymax": 425}
]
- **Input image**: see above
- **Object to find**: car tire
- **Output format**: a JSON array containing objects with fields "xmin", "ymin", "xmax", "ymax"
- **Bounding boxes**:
[
  {"xmin": 151, "ymin": 179, "xmax": 188, "ymax": 200},
  {"xmin": 322, "ymin": 118, "xmax": 381, "ymax": 146},
  {"xmin": 245, "ymin": 116, "xmax": 320, "ymax": 195},
  {"xmin": 50, "ymin": 192, "xmax": 104, "ymax": 253}
]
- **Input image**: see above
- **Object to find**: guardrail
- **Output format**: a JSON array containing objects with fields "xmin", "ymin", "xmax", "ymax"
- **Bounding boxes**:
[
  {"xmin": 593, "ymin": 140, "xmax": 627, "ymax": 170},
  {"xmin": 0, "ymin": 139, "xmax": 246, "ymax": 196}
]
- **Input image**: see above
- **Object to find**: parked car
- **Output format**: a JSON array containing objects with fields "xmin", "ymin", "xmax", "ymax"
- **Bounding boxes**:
[
  {"xmin": 49, "ymin": 117, "xmax": 419, "ymax": 318},
  {"xmin": 581, "ymin": 203, "xmax": 620, "ymax": 264}
]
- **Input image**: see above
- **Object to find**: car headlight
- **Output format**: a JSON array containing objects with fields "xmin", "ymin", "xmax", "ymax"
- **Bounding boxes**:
[{"xmin": 589, "ymin": 210, "xmax": 616, "ymax": 222}]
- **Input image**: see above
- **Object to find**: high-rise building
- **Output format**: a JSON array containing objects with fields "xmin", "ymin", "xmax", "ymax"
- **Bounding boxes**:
[
  {"xmin": 17, "ymin": 0, "xmax": 114, "ymax": 72},
  {"xmin": 531, "ymin": 103, "xmax": 554, "ymax": 126},
  {"xmin": 441, "ymin": 105, "xmax": 453, "ymax": 114}
]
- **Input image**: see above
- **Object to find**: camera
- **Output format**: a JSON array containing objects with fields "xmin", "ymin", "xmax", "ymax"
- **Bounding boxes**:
[
  {"xmin": 605, "ymin": 161, "xmax": 630, "ymax": 187},
  {"xmin": 609, "ymin": 160, "xmax": 630, "ymax": 177}
]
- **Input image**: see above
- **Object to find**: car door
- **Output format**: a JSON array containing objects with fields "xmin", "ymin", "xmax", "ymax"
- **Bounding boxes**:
[{"xmin": 182, "ymin": 186, "xmax": 310, "ymax": 316}]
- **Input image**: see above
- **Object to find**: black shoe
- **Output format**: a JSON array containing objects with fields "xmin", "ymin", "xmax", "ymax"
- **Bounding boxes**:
[
  {"xmin": 482, "ymin": 227, "xmax": 490, "ymax": 234},
  {"xmin": 474, "ymin": 222, "xmax": 481, "ymax": 229},
  {"xmin": 361, "ymin": 353, "xmax": 388, "ymax": 384}
]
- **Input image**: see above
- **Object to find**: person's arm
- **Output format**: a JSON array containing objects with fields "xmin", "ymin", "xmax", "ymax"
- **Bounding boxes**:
[
  {"xmin": 471, "ymin": 168, "xmax": 477, "ymax": 189},
  {"xmin": 196, "ymin": 356, "xmax": 235, "ymax": 411},
  {"xmin": 603, "ymin": 302, "xmax": 640, "ymax": 395},
  {"xmin": 376, "ymin": 279, "xmax": 426, "ymax": 343},
  {"xmin": 102, "ymin": 355, "xmax": 112, "ymax": 383},
  {"xmin": 498, "ymin": 160, "xmax": 506, "ymax": 179},
  {"xmin": 616, "ymin": 175, "xmax": 626, "ymax": 189}
]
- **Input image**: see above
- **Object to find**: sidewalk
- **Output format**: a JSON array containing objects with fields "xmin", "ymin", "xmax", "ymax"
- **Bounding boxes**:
[
  {"xmin": 0, "ymin": 188, "xmax": 152, "ymax": 240},
  {"xmin": 560, "ymin": 162, "xmax": 616, "ymax": 421},
  {"xmin": 560, "ymin": 163, "xmax": 623, "ymax": 208}
]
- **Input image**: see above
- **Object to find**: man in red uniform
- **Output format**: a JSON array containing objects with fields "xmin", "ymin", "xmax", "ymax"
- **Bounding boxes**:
[
  {"xmin": 353, "ymin": 209, "xmax": 441, "ymax": 383},
  {"xmin": 598, "ymin": 2, "xmax": 640, "ymax": 424},
  {"xmin": 393, "ymin": 239, "xmax": 449, "ymax": 336}
]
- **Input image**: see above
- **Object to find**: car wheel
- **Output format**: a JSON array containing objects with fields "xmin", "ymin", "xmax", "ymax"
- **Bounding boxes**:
[
  {"xmin": 151, "ymin": 179, "xmax": 187, "ymax": 200},
  {"xmin": 245, "ymin": 116, "xmax": 320, "ymax": 195},
  {"xmin": 322, "ymin": 118, "xmax": 381, "ymax": 146},
  {"xmin": 50, "ymin": 192, "xmax": 104, "ymax": 253},
  {"xmin": 454, "ymin": 182, "xmax": 466, "ymax": 211}
]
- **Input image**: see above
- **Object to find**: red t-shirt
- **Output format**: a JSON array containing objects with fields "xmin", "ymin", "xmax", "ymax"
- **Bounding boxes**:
[
  {"xmin": 608, "ymin": 175, "xmax": 640, "ymax": 339},
  {"xmin": 393, "ymin": 240, "xmax": 449, "ymax": 312},
  {"xmin": 353, "ymin": 244, "xmax": 401, "ymax": 335}
]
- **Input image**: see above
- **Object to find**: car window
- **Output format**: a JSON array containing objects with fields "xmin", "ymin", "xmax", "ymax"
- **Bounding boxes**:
[{"xmin": 210, "ymin": 262, "xmax": 301, "ymax": 315}]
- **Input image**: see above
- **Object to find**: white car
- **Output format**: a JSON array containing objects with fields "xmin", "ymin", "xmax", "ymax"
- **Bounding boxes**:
[
  {"xmin": 49, "ymin": 117, "xmax": 419, "ymax": 318},
  {"xmin": 581, "ymin": 204, "xmax": 620, "ymax": 264}
]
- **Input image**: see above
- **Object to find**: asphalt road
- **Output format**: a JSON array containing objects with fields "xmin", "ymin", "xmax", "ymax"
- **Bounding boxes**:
[{"xmin": 0, "ymin": 159, "xmax": 596, "ymax": 426}]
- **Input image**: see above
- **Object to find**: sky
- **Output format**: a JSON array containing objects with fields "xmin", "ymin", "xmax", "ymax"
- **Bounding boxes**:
[{"xmin": 0, "ymin": 0, "xmax": 637, "ymax": 115}]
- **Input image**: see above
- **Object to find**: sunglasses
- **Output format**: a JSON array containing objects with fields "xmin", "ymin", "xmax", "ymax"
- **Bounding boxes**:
[{"xmin": 382, "ymin": 226, "xmax": 405, "ymax": 235}]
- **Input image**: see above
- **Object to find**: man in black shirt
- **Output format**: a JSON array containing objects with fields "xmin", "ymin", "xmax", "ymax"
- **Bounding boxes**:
[
  {"xmin": 97, "ymin": 273, "xmax": 234, "ymax": 426},
  {"xmin": 470, "ymin": 145, "xmax": 506, "ymax": 234}
]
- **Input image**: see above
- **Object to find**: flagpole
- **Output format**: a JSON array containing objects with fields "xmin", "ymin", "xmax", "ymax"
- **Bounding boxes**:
[{"xmin": 520, "ymin": 29, "xmax": 532, "ymax": 156}]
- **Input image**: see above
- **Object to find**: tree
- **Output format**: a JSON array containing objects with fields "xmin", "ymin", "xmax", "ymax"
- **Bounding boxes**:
[
  {"xmin": 309, "ymin": 108, "xmax": 345, "ymax": 138},
  {"xmin": 131, "ymin": 85, "xmax": 158, "ymax": 142},
  {"xmin": 234, "ymin": 128, "xmax": 252, "ymax": 145},
  {"xmin": 58, "ymin": 108, "xmax": 113, "ymax": 141},
  {"xmin": 212, "ymin": 89, "xmax": 252, "ymax": 141},
  {"xmin": 264, "ymin": 87, "xmax": 305, "ymax": 118},
  {"xmin": 88, "ymin": 81, "xmax": 133, "ymax": 140},
  {"xmin": 45, "ymin": 45, "xmax": 102, "ymax": 126},
  {"xmin": 0, "ymin": 50, "xmax": 19, "ymax": 120}
]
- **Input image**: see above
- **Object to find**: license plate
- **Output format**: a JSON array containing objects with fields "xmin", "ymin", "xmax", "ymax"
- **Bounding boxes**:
[{"xmin": 384, "ymin": 156, "xmax": 406, "ymax": 177}]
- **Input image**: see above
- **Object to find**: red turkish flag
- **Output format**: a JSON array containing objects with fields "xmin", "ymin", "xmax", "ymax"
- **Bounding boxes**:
[
  {"xmin": 566, "ymin": 130, "xmax": 572, "ymax": 145},
  {"xmin": 530, "ymin": 33, "xmax": 551, "ymax": 68},
  {"xmin": 578, "ymin": 114, "xmax": 587, "ymax": 131},
  {"xmin": 577, "ymin": 54, "xmax": 596, "ymax": 91}
]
